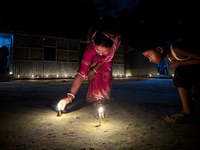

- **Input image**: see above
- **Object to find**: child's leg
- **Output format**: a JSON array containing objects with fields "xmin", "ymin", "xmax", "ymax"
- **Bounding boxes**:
[
  {"xmin": 166, "ymin": 87, "xmax": 195, "ymax": 121},
  {"xmin": 178, "ymin": 87, "xmax": 195, "ymax": 115},
  {"xmin": 166, "ymin": 65, "xmax": 198, "ymax": 121}
]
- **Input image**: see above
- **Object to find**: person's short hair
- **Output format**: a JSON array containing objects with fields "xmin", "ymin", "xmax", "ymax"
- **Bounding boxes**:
[{"xmin": 140, "ymin": 33, "xmax": 169, "ymax": 52}]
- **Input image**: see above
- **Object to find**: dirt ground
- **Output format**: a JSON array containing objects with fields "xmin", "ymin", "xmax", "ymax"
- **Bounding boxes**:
[{"xmin": 0, "ymin": 77, "xmax": 200, "ymax": 150}]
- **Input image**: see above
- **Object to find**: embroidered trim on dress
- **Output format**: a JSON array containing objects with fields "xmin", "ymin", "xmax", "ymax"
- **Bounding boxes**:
[{"xmin": 74, "ymin": 71, "xmax": 88, "ymax": 80}]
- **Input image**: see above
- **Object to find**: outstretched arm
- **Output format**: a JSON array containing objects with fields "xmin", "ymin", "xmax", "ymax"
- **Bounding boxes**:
[
  {"xmin": 57, "ymin": 42, "xmax": 96, "ymax": 110},
  {"xmin": 58, "ymin": 61, "xmax": 106, "ymax": 110},
  {"xmin": 57, "ymin": 74, "xmax": 84, "ymax": 110},
  {"xmin": 70, "ymin": 74, "xmax": 84, "ymax": 96}
]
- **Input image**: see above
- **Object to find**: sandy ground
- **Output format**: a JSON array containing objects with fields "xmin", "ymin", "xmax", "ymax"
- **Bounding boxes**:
[{"xmin": 0, "ymin": 77, "xmax": 200, "ymax": 150}]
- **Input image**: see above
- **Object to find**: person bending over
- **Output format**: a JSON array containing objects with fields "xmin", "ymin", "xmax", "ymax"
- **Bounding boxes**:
[
  {"xmin": 141, "ymin": 36, "xmax": 200, "ymax": 123},
  {"xmin": 57, "ymin": 26, "xmax": 121, "ymax": 110}
]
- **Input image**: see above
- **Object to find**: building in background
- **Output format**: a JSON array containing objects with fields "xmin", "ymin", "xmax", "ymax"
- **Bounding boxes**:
[{"xmin": 0, "ymin": 33, "xmax": 125, "ymax": 78}]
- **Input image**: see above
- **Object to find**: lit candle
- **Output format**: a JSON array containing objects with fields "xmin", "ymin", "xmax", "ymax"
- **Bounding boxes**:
[
  {"xmin": 57, "ymin": 104, "xmax": 62, "ymax": 117},
  {"xmin": 99, "ymin": 107, "xmax": 103, "ymax": 126}
]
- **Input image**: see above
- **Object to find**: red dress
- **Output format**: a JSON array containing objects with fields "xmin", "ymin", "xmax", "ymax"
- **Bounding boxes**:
[{"xmin": 75, "ymin": 32, "xmax": 121, "ymax": 104}]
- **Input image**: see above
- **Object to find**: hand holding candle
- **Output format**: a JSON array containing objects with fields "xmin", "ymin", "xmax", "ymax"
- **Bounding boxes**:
[
  {"xmin": 57, "ymin": 97, "xmax": 71, "ymax": 111},
  {"xmin": 57, "ymin": 97, "xmax": 71, "ymax": 117}
]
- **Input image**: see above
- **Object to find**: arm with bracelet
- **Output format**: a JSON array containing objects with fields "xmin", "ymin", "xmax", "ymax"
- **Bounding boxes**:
[
  {"xmin": 57, "ymin": 61, "xmax": 107, "ymax": 110},
  {"xmin": 57, "ymin": 42, "xmax": 96, "ymax": 111},
  {"xmin": 87, "ymin": 61, "xmax": 106, "ymax": 80}
]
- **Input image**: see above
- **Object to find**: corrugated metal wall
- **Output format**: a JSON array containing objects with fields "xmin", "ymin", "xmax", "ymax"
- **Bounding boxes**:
[{"xmin": 13, "ymin": 34, "xmax": 125, "ymax": 77}]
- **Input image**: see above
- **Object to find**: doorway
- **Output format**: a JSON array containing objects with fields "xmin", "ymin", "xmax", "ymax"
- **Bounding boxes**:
[{"xmin": 0, "ymin": 33, "xmax": 14, "ymax": 74}]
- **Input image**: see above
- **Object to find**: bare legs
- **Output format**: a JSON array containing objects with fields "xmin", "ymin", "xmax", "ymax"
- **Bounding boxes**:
[{"xmin": 178, "ymin": 87, "xmax": 195, "ymax": 115}]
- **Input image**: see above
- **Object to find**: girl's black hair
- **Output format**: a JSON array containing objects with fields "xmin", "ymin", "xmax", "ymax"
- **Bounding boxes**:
[{"xmin": 93, "ymin": 32, "xmax": 113, "ymax": 48}]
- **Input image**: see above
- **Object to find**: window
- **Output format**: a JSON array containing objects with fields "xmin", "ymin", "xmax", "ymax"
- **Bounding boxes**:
[
  {"xmin": 44, "ymin": 47, "xmax": 56, "ymax": 61},
  {"xmin": 30, "ymin": 49, "xmax": 42, "ymax": 60}
]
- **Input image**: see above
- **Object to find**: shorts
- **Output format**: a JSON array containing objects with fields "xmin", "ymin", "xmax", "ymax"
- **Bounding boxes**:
[{"xmin": 173, "ymin": 65, "xmax": 200, "ymax": 89}]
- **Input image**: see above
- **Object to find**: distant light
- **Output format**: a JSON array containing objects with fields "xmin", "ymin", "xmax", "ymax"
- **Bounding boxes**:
[
  {"xmin": 172, "ymin": 74, "xmax": 174, "ymax": 77},
  {"xmin": 157, "ymin": 72, "xmax": 159, "ymax": 75},
  {"xmin": 57, "ymin": 75, "xmax": 59, "ymax": 77},
  {"xmin": 37, "ymin": 76, "xmax": 39, "ymax": 78},
  {"xmin": 46, "ymin": 75, "xmax": 48, "ymax": 77},
  {"xmin": 65, "ymin": 74, "xmax": 67, "ymax": 77},
  {"xmin": 126, "ymin": 74, "xmax": 128, "ymax": 77},
  {"xmin": 149, "ymin": 74, "xmax": 152, "ymax": 77},
  {"xmin": 9, "ymin": 72, "xmax": 13, "ymax": 75},
  {"xmin": 114, "ymin": 74, "xmax": 117, "ymax": 77},
  {"xmin": 31, "ymin": 75, "xmax": 34, "ymax": 77},
  {"xmin": 17, "ymin": 75, "xmax": 20, "ymax": 77},
  {"xmin": 72, "ymin": 75, "xmax": 74, "ymax": 78},
  {"xmin": 99, "ymin": 107, "xmax": 103, "ymax": 114}
]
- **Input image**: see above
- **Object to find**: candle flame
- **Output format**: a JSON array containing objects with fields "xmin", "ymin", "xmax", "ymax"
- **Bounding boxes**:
[{"xmin": 99, "ymin": 107, "xmax": 103, "ymax": 113}]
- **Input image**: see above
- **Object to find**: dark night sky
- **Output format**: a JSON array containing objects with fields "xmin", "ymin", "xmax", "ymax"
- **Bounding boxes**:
[{"xmin": 0, "ymin": 0, "xmax": 199, "ymax": 47}]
